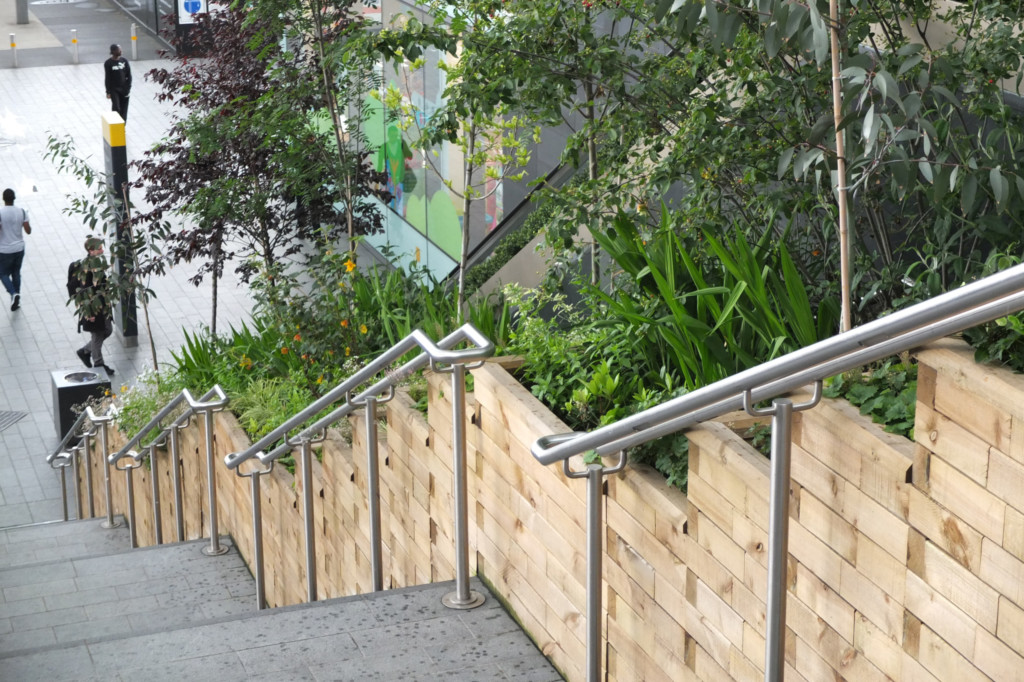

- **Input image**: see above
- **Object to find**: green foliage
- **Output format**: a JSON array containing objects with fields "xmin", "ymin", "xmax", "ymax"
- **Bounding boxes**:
[
  {"xmin": 824, "ymin": 360, "xmax": 917, "ymax": 438},
  {"xmin": 112, "ymin": 370, "xmax": 187, "ymax": 444},
  {"xmin": 963, "ymin": 312, "xmax": 1024, "ymax": 371},
  {"xmin": 590, "ymin": 209, "xmax": 835, "ymax": 389}
]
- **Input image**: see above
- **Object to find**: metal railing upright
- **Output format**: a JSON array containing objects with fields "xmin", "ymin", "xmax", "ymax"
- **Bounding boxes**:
[
  {"xmin": 529, "ymin": 262, "xmax": 1024, "ymax": 682},
  {"xmin": 225, "ymin": 323, "xmax": 494, "ymax": 610}
]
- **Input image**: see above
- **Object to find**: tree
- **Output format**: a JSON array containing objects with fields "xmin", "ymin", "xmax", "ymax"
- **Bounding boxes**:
[
  {"xmin": 247, "ymin": 0, "xmax": 390, "ymax": 260},
  {"xmin": 132, "ymin": 7, "xmax": 386, "ymax": 332},
  {"xmin": 652, "ymin": 0, "xmax": 1024, "ymax": 326}
]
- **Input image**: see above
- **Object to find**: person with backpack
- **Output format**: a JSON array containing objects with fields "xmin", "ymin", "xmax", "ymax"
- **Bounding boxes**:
[
  {"xmin": 68, "ymin": 237, "xmax": 115, "ymax": 375},
  {"xmin": 0, "ymin": 188, "xmax": 31, "ymax": 311}
]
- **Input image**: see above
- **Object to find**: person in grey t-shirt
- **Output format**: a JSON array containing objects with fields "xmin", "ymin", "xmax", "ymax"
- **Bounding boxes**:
[{"xmin": 0, "ymin": 189, "xmax": 31, "ymax": 311}]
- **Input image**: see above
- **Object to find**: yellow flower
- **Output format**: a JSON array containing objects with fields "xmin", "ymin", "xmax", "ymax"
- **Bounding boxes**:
[
  {"xmin": 415, "ymin": 247, "xmax": 421, "ymax": 263},
  {"xmin": 344, "ymin": 259, "xmax": 356, "ymax": 272},
  {"xmin": 360, "ymin": 324, "xmax": 368, "ymax": 334},
  {"xmin": 345, "ymin": 346, "xmax": 351, "ymax": 356},
  {"xmin": 316, "ymin": 375, "xmax": 324, "ymax": 384}
]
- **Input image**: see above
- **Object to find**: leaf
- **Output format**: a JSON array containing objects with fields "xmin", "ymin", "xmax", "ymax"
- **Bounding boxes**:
[
  {"xmin": 861, "ymin": 103, "xmax": 878, "ymax": 146},
  {"xmin": 808, "ymin": 113, "xmax": 832, "ymax": 145},
  {"xmin": 897, "ymin": 54, "xmax": 923, "ymax": 76},
  {"xmin": 990, "ymin": 166, "xmax": 1009, "ymax": 211},
  {"xmin": 777, "ymin": 146, "xmax": 795, "ymax": 180},
  {"xmin": 962, "ymin": 173, "xmax": 978, "ymax": 215},
  {"xmin": 765, "ymin": 23, "xmax": 781, "ymax": 59},
  {"xmin": 918, "ymin": 159, "xmax": 933, "ymax": 184},
  {"xmin": 806, "ymin": 0, "xmax": 829, "ymax": 66},
  {"xmin": 931, "ymin": 85, "xmax": 960, "ymax": 106},
  {"xmin": 902, "ymin": 92, "xmax": 922, "ymax": 120},
  {"xmin": 841, "ymin": 66, "xmax": 868, "ymax": 84}
]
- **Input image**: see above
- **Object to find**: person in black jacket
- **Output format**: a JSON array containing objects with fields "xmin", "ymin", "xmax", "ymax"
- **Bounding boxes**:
[
  {"xmin": 68, "ymin": 237, "xmax": 115, "ymax": 376},
  {"xmin": 104, "ymin": 44, "xmax": 132, "ymax": 122}
]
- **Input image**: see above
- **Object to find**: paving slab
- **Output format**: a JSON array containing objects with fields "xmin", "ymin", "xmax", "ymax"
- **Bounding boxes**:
[
  {"xmin": 0, "ymin": 578, "xmax": 563, "ymax": 681},
  {"xmin": 0, "ymin": 536, "xmax": 252, "ymax": 655}
]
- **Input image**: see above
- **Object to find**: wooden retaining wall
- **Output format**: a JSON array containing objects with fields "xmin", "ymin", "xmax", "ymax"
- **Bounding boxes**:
[{"xmin": 76, "ymin": 338, "xmax": 1024, "ymax": 680}]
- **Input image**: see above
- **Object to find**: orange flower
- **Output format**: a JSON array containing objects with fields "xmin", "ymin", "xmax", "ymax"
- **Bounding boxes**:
[
  {"xmin": 281, "ymin": 347, "xmax": 289, "ymax": 355},
  {"xmin": 294, "ymin": 333, "xmax": 301, "ymax": 341},
  {"xmin": 340, "ymin": 319, "xmax": 349, "ymax": 328}
]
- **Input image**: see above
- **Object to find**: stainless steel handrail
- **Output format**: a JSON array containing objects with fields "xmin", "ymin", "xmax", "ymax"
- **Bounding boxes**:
[
  {"xmin": 47, "ymin": 404, "xmax": 118, "ymax": 522},
  {"xmin": 108, "ymin": 386, "xmax": 229, "ymax": 556},
  {"xmin": 528, "ymin": 261, "xmax": 1024, "ymax": 682},
  {"xmin": 224, "ymin": 323, "xmax": 494, "ymax": 611},
  {"xmin": 224, "ymin": 325, "xmax": 493, "ymax": 469}
]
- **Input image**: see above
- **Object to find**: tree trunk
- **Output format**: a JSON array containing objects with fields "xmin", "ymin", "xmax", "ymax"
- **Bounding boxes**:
[{"xmin": 457, "ymin": 123, "xmax": 477, "ymax": 324}]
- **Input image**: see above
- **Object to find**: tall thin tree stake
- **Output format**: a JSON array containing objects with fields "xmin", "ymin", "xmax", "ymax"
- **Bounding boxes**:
[{"xmin": 830, "ymin": 0, "xmax": 851, "ymax": 332}]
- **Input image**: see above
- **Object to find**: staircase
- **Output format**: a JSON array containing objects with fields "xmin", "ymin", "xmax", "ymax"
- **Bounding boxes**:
[{"xmin": 0, "ymin": 518, "xmax": 562, "ymax": 681}]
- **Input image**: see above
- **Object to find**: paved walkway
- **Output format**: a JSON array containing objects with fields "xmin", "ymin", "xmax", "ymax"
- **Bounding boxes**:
[{"xmin": 0, "ymin": 9, "xmax": 251, "ymax": 527}]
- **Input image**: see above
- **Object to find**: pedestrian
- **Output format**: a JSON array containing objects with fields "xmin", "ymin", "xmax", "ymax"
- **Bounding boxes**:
[
  {"xmin": 0, "ymin": 188, "xmax": 31, "ymax": 311},
  {"xmin": 67, "ymin": 237, "xmax": 115, "ymax": 376},
  {"xmin": 104, "ymin": 43, "xmax": 132, "ymax": 122}
]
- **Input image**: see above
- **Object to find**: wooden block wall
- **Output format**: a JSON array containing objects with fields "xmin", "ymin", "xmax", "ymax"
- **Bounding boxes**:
[{"xmin": 74, "ymin": 338, "xmax": 1024, "ymax": 682}]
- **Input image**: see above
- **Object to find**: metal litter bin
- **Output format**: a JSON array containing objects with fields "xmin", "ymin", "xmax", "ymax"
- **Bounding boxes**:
[{"xmin": 51, "ymin": 370, "xmax": 111, "ymax": 438}]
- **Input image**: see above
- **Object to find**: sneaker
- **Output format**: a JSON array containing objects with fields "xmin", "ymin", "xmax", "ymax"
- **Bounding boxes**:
[
  {"xmin": 100, "ymin": 364, "xmax": 116, "ymax": 376},
  {"xmin": 76, "ymin": 348, "xmax": 92, "ymax": 367},
  {"xmin": 10, "ymin": 294, "xmax": 18, "ymax": 311}
]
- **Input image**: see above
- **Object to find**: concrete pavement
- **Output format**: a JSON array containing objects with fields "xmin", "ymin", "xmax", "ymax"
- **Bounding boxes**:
[{"xmin": 0, "ymin": 44, "xmax": 251, "ymax": 526}]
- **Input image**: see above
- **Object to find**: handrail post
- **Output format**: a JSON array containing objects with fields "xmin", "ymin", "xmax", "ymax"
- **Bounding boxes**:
[
  {"xmin": 59, "ymin": 463, "xmax": 69, "ymax": 522},
  {"xmin": 116, "ymin": 460, "xmax": 143, "ymax": 549},
  {"xmin": 585, "ymin": 464, "xmax": 603, "ymax": 682},
  {"xmin": 299, "ymin": 437, "xmax": 317, "ymax": 602},
  {"xmin": 442, "ymin": 362, "xmax": 484, "ymax": 609},
  {"xmin": 744, "ymin": 383, "xmax": 821, "ymax": 682},
  {"xmin": 82, "ymin": 430, "xmax": 95, "ymax": 518},
  {"xmin": 92, "ymin": 413, "xmax": 120, "ymax": 529},
  {"xmin": 237, "ymin": 463, "xmax": 269, "ymax": 610},
  {"xmin": 149, "ymin": 447, "xmax": 162, "ymax": 545},
  {"xmin": 364, "ymin": 396, "xmax": 383, "ymax": 592},
  {"xmin": 72, "ymin": 443, "xmax": 83, "ymax": 520},
  {"xmin": 764, "ymin": 399, "xmax": 793, "ymax": 682},
  {"xmin": 169, "ymin": 424, "xmax": 185, "ymax": 541},
  {"xmin": 199, "ymin": 407, "xmax": 228, "ymax": 556},
  {"xmin": 559, "ymin": 451, "xmax": 627, "ymax": 682}
]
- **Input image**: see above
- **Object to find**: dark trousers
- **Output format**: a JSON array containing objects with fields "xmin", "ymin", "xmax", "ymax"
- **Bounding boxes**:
[
  {"xmin": 110, "ymin": 92, "xmax": 130, "ymax": 122},
  {"xmin": 80, "ymin": 318, "xmax": 113, "ymax": 367},
  {"xmin": 0, "ymin": 250, "xmax": 25, "ymax": 296}
]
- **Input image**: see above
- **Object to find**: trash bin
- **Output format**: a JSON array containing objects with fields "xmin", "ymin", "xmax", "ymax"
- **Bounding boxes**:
[{"xmin": 51, "ymin": 370, "xmax": 111, "ymax": 438}]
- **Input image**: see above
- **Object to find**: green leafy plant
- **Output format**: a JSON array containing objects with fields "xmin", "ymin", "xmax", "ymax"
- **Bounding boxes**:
[{"xmin": 824, "ymin": 359, "xmax": 917, "ymax": 439}]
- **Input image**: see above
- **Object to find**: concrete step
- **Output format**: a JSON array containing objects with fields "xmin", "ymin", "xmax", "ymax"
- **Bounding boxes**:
[
  {"xmin": 0, "ymin": 578, "xmax": 562, "ymax": 682},
  {"xmin": 0, "ymin": 517, "xmax": 132, "ymax": 569},
  {"xmin": 0, "ymin": 536, "xmax": 255, "ymax": 656}
]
